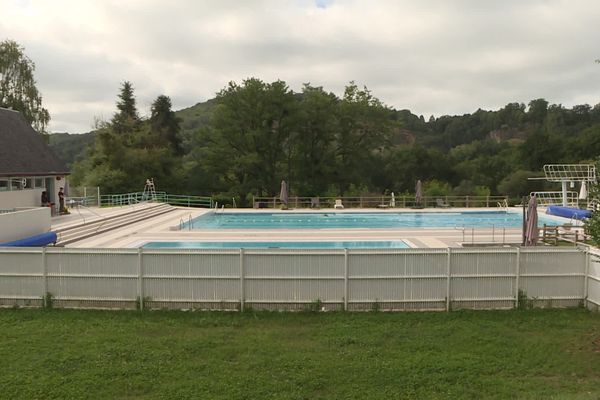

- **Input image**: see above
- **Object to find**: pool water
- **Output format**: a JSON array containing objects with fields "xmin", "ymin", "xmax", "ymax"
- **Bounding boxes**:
[
  {"xmin": 184, "ymin": 211, "xmax": 559, "ymax": 230},
  {"xmin": 144, "ymin": 240, "xmax": 410, "ymax": 249}
]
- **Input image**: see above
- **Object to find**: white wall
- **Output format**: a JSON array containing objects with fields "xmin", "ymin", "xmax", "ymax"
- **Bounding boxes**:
[
  {"xmin": 0, "ymin": 175, "xmax": 67, "ymax": 210},
  {"xmin": 0, "ymin": 189, "xmax": 43, "ymax": 209},
  {"xmin": 0, "ymin": 207, "xmax": 51, "ymax": 243}
]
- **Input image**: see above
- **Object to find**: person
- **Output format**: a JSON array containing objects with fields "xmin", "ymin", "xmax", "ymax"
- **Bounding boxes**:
[
  {"xmin": 41, "ymin": 191, "xmax": 50, "ymax": 207},
  {"xmin": 58, "ymin": 187, "xmax": 65, "ymax": 213}
]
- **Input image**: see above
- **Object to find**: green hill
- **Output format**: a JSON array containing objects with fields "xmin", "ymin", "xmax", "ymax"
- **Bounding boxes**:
[{"xmin": 48, "ymin": 131, "xmax": 96, "ymax": 168}]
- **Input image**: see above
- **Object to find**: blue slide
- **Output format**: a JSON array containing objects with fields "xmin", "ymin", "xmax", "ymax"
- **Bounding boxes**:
[
  {"xmin": 0, "ymin": 231, "xmax": 58, "ymax": 247},
  {"xmin": 546, "ymin": 206, "xmax": 592, "ymax": 220}
]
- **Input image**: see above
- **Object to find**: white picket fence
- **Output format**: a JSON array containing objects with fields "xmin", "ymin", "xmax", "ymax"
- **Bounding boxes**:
[
  {"xmin": 0, "ymin": 247, "xmax": 597, "ymax": 311},
  {"xmin": 587, "ymin": 248, "xmax": 600, "ymax": 311}
]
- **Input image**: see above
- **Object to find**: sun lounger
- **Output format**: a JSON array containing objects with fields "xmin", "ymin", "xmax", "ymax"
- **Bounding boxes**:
[{"xmin": 436, "ymin": 198, "xmax": 450, "ymax": 208}]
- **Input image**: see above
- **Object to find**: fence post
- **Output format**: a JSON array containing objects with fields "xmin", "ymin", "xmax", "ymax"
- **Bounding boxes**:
[
  {"xmin": 97, "ymin": 187, "xmax": 101, "ymax": 207},
  {"xmin": 240, "ymin": 249, "xmax": 245, "ymax": 312},
  {"xmin": 486, "ymin": 196, "xmax": 489, "ymax": 207},
  {"xmin": 138, "ymin": 248, "xmax": 144, "ymax": 311},
  {"xmin": 446, "ymin": 248, "xmax": 451, "ymax": 311},
  {"xmin": 344, "ymin": 249, "xmax": 349, "ymax": 311},
  {"xmin": 584, "ymin": 250, "xmax": 590, "ymax": 304},
  {"xmin": 515, "ymin": 247, "xmax": 520, "ymax": 309},
  {"xmin": 42, "ymin": 247, "xmax": 48, "ymax": 307}
]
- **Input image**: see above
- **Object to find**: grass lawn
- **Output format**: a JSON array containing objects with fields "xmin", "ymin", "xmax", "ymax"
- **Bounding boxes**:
[{"xmin": 0, "ymin": 309, "xmax": 599, "ymax": 399}]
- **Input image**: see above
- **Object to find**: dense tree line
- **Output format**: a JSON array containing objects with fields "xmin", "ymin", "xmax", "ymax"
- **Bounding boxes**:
[{"xmin": 71, "ymin": 78, "xmax": 600, "ymax": 206}]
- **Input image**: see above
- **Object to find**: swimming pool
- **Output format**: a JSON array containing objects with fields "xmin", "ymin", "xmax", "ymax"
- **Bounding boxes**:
[
  {"xmin": 144, "ymin": 240, "xmax": 410, "ymax": 249},
  {"xmin": 184, "ymin": 211, "xmax": 560, "ymax": 230}
]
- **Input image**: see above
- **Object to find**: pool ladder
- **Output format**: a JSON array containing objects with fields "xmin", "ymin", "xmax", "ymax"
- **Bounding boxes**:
[{"xmin": 179, "ymin": 214, "xmax": 193, "ymax": 231}]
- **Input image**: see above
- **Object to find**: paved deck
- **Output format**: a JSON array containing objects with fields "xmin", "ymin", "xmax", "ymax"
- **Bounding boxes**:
[{"xmin": 58, "ymin": 206, "xmax": 552, "ymax": 249}]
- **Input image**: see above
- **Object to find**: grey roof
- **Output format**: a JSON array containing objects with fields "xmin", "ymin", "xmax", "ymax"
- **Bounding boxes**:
[{"xmin": 0, "ymin": 108, "xmax": 69, "ymax": 177}]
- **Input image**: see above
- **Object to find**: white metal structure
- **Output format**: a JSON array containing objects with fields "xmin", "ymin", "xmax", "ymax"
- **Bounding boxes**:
[
  {"xmin": 530, "ymin": 191, "xmax": 578, "ymax": 207},
  {"xmin": 542, "ymin": 164, "xmax": 596, "ymax": 207},
  {"xmin": 142, "ymin": 178, "xmax": 157, "ymax": 201}
]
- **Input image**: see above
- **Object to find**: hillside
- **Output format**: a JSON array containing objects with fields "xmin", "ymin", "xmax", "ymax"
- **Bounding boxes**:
[{"xmin": 48, "ymin": 131, "xmax": 96, "ymax": 168}]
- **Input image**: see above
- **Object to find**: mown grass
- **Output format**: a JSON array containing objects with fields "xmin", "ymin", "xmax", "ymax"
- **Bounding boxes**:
[{"xmin": 0, "ymin": 308, "xmax": 599, "ymax": 399}]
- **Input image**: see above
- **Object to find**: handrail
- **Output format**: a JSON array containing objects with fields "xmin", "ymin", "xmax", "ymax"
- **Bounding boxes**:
[{"xmin": 99, "ymin": 192, "xmax": 212, "ymax": 208}]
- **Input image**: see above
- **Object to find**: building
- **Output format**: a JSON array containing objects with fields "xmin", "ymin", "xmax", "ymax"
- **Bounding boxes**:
[{"xmin": 0, "ymin": 107, "xmax": 69, "ymax": 210}]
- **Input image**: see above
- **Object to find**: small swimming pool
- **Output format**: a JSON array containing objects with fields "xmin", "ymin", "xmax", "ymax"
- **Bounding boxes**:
[
  {"xmin": 144, "ymin": 240, "xmax": 410, "ymax": 249},
  {"xmin": 184, "ymin": 211, "xmax": 560, "ymax": 230}
]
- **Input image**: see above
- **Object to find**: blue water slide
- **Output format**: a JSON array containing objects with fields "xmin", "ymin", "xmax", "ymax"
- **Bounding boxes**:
[
  {"xmin": 546, "ymin": 206, "xmax": 592, "ymax": 220},
  {"xmin": 0, "ymin": 231, "xmax": 58, "ymax": 247}
]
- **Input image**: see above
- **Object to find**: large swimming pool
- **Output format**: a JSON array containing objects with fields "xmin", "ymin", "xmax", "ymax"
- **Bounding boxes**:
[
  {"xmin": 183, "ymin": 211, "xmax": 560, "ymax": 230},
  {"xmin": 144, "ymin": 240, "xmax": 410, "ymax": 249}
]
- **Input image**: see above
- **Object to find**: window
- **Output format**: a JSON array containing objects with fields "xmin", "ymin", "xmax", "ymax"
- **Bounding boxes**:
[
  {"xmin": 35, "ymin": 178, "xmax": 45, "ymax": 188},
  {"xmin": 10, "ymin": 178, "xmax": 23, "ymax": 190},
  {"xmin": 25, "ymin": 178, "xmax": 33, "ymax": 189},
  {"xmin": 0, "ymin": 180, "xmax": 8, "ymax": 191}
]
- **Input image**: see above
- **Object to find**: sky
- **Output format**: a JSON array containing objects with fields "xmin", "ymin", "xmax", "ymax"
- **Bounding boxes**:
[{"xmin": 1, "ymin": 0, "xmax": 600, "ymax": 133}]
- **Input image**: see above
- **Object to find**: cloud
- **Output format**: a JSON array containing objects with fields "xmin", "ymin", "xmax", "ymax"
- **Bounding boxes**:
[{"xmin": 1, "ymin": 0, "xmax": 599, "ymax": 132}]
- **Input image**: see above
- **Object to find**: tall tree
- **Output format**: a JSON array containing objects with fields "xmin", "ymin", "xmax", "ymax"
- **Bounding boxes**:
[
  {"xmin": 111, "ymin": 81, "xmax": 139, "ymax": 135},
  {"xmin": 335, "ymin": 82, "xmax": 392, "ymax": 192},
  {"xmin": 150, "ymin": 95, "xmax": 183, "ymax": 155},
  {"xmin": 202, "ymin": 78, "xmax": 297, "ymax": 197},
  {"xmin": 0, "ymin": 39, "xmax": 50, "ymax": 133},
  {"xmin": 292, "ymin": 84, "xmax": 338, "ymax": 195}
]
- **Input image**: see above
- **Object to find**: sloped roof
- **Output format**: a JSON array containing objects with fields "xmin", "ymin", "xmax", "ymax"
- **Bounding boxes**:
[{"xmin": 0, "ymin": 107, "xmax": 69, "ymax": 177}]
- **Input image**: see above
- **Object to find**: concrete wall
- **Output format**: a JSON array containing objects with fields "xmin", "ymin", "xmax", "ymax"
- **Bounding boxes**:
[
  {"xmin": 0, "ymin": 207, "xmax": 51, "ymax": 243},
  {"xmin": 0, "ymin": 189, "xmax": 44, "ymax": 209}
]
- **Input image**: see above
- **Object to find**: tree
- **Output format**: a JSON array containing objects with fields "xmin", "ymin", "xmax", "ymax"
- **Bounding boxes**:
[
  {"xmin": 111, "ymin": 81, "xmax": 139, "ymax": 135},
  {"xmin": 0, "ymin": 39, "xmax": 50, "ymax": 132},
  {"xmin": 150, "ymin": 95, "xmax": 183, "ymax": 155},
  {"xmin": 200, "ymin": 78, "xmax": 297, "ymax": 199},
  {"xmin": 292, "ymin": 84, "xmax": 338, "ymax": 195},
  {"xmin": 527, "ymin": 98, "xmax": 548, "ymax": 124},
  {"xmin": 335, "ymin": 82, "xmax": 392, "ymax": 192}
]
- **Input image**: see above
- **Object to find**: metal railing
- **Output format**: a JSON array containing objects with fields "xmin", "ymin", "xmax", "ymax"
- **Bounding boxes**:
[
  {"xmin": 530, "ymin": 191, "xmax": 578, "ymax": 207},
  {"xmin": 99, "ymin": 191, "xmax": 213, "ymax": 208},
  {"xmin": 252, "ymin": 195, "xmax": 509, "ymax": 209}
]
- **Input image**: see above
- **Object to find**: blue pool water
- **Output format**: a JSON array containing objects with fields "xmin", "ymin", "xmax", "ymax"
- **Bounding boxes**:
[
  {"xmin": 144, "ymin": 240, "xmax": 410, "ymax": 249},
  {"xmin": 184, "ymin": 211, "xmax": 560, "ymax": 230}
]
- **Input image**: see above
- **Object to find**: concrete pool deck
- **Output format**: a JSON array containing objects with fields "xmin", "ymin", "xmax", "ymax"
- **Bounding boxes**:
[{"xmin": 52, "ymin": 205, "xmax": 578, "ymax": 249}]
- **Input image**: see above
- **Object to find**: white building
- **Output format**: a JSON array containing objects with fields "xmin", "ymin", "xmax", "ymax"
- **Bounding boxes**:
[{"xmin": 0, "ymin": 107, "xmax": 69, "ymax": 210}]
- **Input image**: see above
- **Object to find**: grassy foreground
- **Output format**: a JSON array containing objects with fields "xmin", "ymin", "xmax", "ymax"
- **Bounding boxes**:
[{"xmin": 0, "ymin": 309, "xmax": 599, "ymax": 399}]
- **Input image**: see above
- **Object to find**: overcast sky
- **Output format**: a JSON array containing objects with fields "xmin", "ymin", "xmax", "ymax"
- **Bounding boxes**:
[{"xmin": 2, "ymin": 0, "xmax": 600, "ymax": 133}]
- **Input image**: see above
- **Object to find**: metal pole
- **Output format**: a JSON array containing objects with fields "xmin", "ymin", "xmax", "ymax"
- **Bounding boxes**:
[
  {"xmin": 515, "ymin": 247, "xmax": 520, "ymax": 309},
  {"xmin": 344, "ymin": 249, "xmax": 349, "ymax": 311},
  {"xmin": 240, "ymin": 249, "xmax": 245, "ymax": 312},
  {"xmin": 446, "ymin": 248, "xmax": 451, "ymax": 311},
  {"xmin": 97, "ymin": 187, "xmax": 100, "ymax": 207},
  {"xmin": 561, "ymin": 181, "xmax": 568, "ymax": 207}
]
